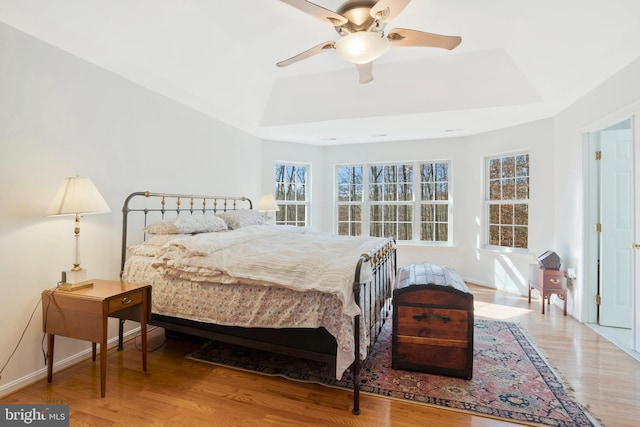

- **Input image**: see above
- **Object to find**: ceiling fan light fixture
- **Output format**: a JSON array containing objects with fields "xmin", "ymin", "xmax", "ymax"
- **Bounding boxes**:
[{"xmin": 333, "ymin": 31, "xmax": 389, "ymax": 64}]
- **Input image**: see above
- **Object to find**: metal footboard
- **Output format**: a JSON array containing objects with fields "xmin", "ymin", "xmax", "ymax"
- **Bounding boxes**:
[{"xmin": 352, "ymin": 239, "xmax": 396, "ymax": 415}]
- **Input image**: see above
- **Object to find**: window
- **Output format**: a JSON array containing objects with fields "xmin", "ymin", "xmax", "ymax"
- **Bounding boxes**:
[
  {"xmin": 486, "ymin": 153, "xmax": 529, "ymax": 249},
  {"xmin": 274, "ymin": 163, "xmax": 308, "ymax": 226},
  {"xmin": 420, "ymin": 162, "xmax": 450, "ymax": 242},
  {"xmin": 369, "ymin": 164, "xmax": 414, "ymax": 240},
  {"xmin": 337, "ymin": 165, "xmax": 363, "ymax": 236},
  {"xmin": 336, "ymin": 161, "xmax": 451, "ymax": 243}
]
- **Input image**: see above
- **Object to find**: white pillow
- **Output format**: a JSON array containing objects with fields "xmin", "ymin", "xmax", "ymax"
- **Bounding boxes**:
[
  {"xmin": 216, "ymin": 210, "xmax": 267, "ymax": 230},
  {"xmin": 143, "ymin": 215, "xmax": 228, "ymax": 234}
]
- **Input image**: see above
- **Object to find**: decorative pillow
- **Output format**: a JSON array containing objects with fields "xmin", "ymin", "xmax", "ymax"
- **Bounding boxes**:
[
  {"xmin": 143, "ymin": 215, "xmax": 228, "ymax": 234},
  {"xmin": 216, "ymin": 210, "xmax": 267, "ymax": 230}
]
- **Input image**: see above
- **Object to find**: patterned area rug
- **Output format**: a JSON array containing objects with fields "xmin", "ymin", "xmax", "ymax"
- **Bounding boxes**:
[{"xmin": 186, "ymin": 320, "xmax": 599, "ymax": 426}]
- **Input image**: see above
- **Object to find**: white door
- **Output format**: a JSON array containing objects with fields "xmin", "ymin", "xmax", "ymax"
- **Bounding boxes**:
[{"xmin": 599, "ymin": 122, "xmax": 633, "ymax": 328}]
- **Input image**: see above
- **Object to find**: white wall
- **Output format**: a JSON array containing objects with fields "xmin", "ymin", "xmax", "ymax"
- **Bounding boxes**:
[
  {"xmin": 554, "ymin": 56, "xmax": 640, "ymax": 322},
  {"xmin": 0, "ymin": 22, "xmax": 262, "ymax": 395},
  {"xmin": 462, "ymin": 119, "xmax": 555, "ymax": 294}
]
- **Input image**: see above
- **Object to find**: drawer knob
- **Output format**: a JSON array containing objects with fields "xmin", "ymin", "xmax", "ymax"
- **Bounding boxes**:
[
  {"xmin": 122, "ymin": 297, "xmax": 132, "ymax": 305},
  {"xmin": 413, "ymin": 313, "xmax": 451, "ymax": 324}
]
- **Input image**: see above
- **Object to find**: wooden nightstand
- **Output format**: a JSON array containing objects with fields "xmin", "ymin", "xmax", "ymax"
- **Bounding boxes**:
[{"xmin": 42, "ymin": 279, "xmax": 150, "ymax": 397}]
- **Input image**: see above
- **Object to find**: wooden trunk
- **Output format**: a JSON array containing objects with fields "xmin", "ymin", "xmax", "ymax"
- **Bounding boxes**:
[{"xmin": 392, "ymin": 283, "xmax": 474, "ymax": 379}]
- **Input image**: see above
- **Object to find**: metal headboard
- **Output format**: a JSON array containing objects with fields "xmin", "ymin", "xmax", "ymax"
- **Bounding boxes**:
[{"xmin": 120, "ymin": 191, "xmax": 253, "ymax": 278}]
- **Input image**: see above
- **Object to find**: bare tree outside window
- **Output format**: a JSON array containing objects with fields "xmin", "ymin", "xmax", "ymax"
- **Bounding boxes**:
[
  {"xmin": 487, "ymin": 153, "xmax": 529, "ymax": 248},
  {"xmin": 275, "ymin": 163, "xmax": 308, "ymax": 226}
]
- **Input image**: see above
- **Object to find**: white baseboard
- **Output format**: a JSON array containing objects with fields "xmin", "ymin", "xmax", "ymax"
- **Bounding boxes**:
[{"xmin": 0, "ymin": 327, "xmax": 141, "ymax": 398}]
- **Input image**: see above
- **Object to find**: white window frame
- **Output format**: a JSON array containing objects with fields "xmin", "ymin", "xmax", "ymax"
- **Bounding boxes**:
[
  {"xmin": 274, "ymin": 162, "xmax": 310, "ymax": 227},
  {"xmin": 484, "ymin": 151, "xmax": 530, "ymax": 251},
  {"xmin": 335, "ymin": 161, "xmax": 452, "ymax": 245}
]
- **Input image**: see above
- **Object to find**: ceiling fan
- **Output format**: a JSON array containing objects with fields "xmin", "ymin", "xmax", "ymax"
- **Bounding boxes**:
[{"xmin": 276, "ymin": 0, "xmax": 462, "ymax": 84}]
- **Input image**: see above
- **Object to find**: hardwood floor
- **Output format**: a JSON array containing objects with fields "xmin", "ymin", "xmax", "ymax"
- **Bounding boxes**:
[{"xmin": 2, "ymin": 284, "xmax": 639, "ymax": 426}]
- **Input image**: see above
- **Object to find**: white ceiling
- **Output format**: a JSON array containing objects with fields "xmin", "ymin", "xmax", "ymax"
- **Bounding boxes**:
[{"xmin": 2, "ymin": 0, "xmax": 640, "ymax": 145}]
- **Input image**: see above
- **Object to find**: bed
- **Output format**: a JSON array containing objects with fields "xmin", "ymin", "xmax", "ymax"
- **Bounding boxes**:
[{"xmin": 117, "ymin": 191, "xmax": 396, "ymax": 414}]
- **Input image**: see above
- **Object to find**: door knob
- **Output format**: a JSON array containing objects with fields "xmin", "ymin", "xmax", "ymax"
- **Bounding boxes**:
[{"xmin": 632, "ymin": 243, "xmax": 640, "ymax": 249}]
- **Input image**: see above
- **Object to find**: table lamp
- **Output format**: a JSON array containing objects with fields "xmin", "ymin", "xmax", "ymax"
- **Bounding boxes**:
[
  {"xmin": 48, "ymin": 176, "xmax": 111, "ymax": 290},
  {"xmin": 257, "ymin": 194, "xmax": 280, "ymax": 225}
]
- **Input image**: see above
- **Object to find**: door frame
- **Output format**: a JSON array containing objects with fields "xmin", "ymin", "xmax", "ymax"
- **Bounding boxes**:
[{"xmin": 582, "ymin": 100, "xmax": 640, "ymax": 352}]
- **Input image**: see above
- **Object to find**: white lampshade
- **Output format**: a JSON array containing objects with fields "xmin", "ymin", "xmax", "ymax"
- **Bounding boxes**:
[
  {"xmin": 256, "ymin": 194, "xmax": 280, "ymax": 212},
  {"xmin": 48, "ymin": 176, "xmax": 111, "ymax": 216},
  {"xmin": 334, "ymin": 32, "xmax": 390, "ymax": 64}
]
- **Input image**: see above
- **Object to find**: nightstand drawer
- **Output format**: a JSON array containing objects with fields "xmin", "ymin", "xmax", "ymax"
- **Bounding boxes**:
[
  {"xmin": 108, "ymin": 290, "xmax": 142, "ymax": 313},
  {"xmin": 541, "ymin": 272, "xmax": 565, "ymax": 290}
]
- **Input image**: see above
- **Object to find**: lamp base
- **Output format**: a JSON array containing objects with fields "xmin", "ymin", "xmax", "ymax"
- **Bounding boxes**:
[
  {"xmin": 58, "ymin": 269, "xmax": 93, "ymax": 291},
  {"xmin": 58, "ymin": 280, "xmax": 94, "ymax": 291}
]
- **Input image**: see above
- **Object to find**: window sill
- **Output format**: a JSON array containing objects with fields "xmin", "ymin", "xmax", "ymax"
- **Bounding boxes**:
[{"xmin": 480, "ymin": 246, "xmax": 534, "ymax": 258}]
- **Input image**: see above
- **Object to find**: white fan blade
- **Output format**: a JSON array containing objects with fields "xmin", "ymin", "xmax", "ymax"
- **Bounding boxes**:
[
  {"xmin": 370, "ymin": 0, "xmax": 411, "ymax": 22},
  {"xmin": 276, "ymin": 41, "xmax": 335, "ymax": 67},
  {"xmin": 280, "ymin": 0, "xmax": 348, "ymax": 26},
  {"xmin": 388, "ymin": 28, "xmax": 461, "ymax": 50},
  {"xmin": 356, "ymin": 62, "xmax": 374, "ymax": 84}
]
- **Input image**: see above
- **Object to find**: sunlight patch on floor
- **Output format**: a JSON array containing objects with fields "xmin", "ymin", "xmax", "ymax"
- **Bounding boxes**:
[{"xmin": 473, "ymin": 301, "xmax": 533, "ymax": 320}]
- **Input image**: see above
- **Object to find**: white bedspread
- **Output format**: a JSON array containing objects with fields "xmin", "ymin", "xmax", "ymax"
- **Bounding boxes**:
[{"xmin": 152, "ymin": 225, "xmax": 389, "ymax": 317}]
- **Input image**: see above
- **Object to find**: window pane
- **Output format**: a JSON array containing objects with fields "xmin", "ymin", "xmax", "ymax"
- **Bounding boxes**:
[
  {"xmin": 286, "ymin": 205, "xmax": 296, "ymax": 221},
  {"xmin": 398, "ymin": 223, "xmax": 412, "ymax": 240},
  {"xmin": 502, "ymin": 178, "xmax": 515, "ymax": 199},
  {"xmin": 435, "ymin": 204, "xmax": 448, "ymax": 222},
  {"xmin": 516, "ymin": 177, "xmax": 529, "ymax": 199},
  {"xmin": 338, "ymin": 205, "xmax": 349, "ymax": 221},
  {"xmin": 435, "ymin": 163, "xmax": 449, "ymax": 181},
  {"xmin": 421, "ymin": 204, "xmax": 434, "ymax": 221},
  {"xmin": 489, "ymin": 204, "xmax": 500, "ymax": 224},
  {"xmin": 500, "ymin": 226, "xmax": 513, "ymax": 246},
  {"xmin": 501, "ymin": 156, "xmax": 515, "ymax": 178},
  {"xmin": 500, "ymin": 204, "xmax": 514, "ymax": 225},
  {"xmin": 384, "ymin": 183, "xmax": 397, "ymax": 201},
  {"xmin": 422, "ymin": 183, "xmax": 435, "ymax": 201},
  {"xmin": 338, "ymin": 184, "xmax": 350, "ymax": 202},
  {"xmin": 384, "ymin": 205, "xmax": 397, "ymax": 221},
  {"xmin": 398, "ymin": 183, "xmax": 412, "ymax": 201},
  {"xmin": 370, "ymin": 184, "xmax": 383, "ymax": 201},
  {"xmin": 421, "ymin": 223, "xmax": 434, "ymax": 241},
  {"xmin": 489, "ymin": 225, "xmax": 500, "ymax": 245},
  {"xmin": 338, "ymin": 223, "xmax": 349, "ymax": 235},
  {"xmin": 516, "ymin": 154, "xmax": 529, "ymax": 177},
  {"xmin": 514, "ymin": 226, "xmax": 528, "ymax": 248},
  {"xmin": 398, "ymin": 204, "xmax": 412, "ymax": 221},
  {"xmin": 514, "ymin": 203, "xmax": 528, "ymax": 225},
  {"xmin": 370, "ymin": 222, "xmax": 383, "ymax": 237},
  {"xmin": 351, "ymin": 205, "xmax": 361, "ymax": 221},
  {"xmin": 434, "ymin": 223, "xmax": 448, "ymax": 241},
  {"xmin": 489, "ymin": 179, "xmax": 501, "ymax": 200},
  {"xmin": 489, "ymin": 158, "xmax": 501, "ymax": 180},
  {"xmin": 435, "ymin": 182, "xmax": 448, "ymax": 200}
]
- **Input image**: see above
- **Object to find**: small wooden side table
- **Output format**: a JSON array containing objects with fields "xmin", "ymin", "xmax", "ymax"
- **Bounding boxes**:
[
  {"xmin": 527, "ymin": 265, "xmax": 567, "ymax": 315},
  {"xmin": 42, "ymin": 279, "xmax": 150, "ymax": 397}
]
